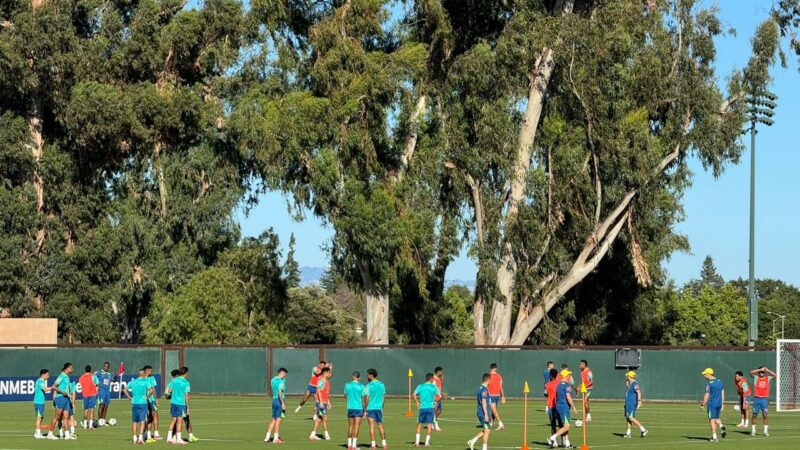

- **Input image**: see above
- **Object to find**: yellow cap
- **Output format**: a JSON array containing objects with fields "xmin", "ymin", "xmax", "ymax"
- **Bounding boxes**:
[
  {"xmin": 702, "ymin": 368, "xmax": 714, "ymax": 376},
  {"xmin": 560, "ymin": 369, "xmax": 571, "ymax": 378},
  {"xmin": 625, "ymin": 371, "xmax": 636, "ymax": 378}
]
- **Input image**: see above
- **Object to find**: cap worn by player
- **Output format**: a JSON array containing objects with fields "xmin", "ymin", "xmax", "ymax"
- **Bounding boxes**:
[
  {"xmin": 560, "ymin": 369, "xmax": 571, "ymax": 378},
  {"xmin": 625, "ymin": 371, "xmax": 636, "ymax": 378},
  {"xmin": 702, "ymin": 368, "xmax": 714, "ymax": 376}
]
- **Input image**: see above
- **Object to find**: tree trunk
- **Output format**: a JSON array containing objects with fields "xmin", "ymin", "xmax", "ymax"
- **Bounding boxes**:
[
  {"xmin": 154, "ymin": 141, "xmax": 168, "ymax": 218},
  {"xmin": 473, "ymin": 292, "xmax": 486, "ymax": 344},
  {"xmin": 364, "ymin": 291, "xmax": 389, "ymax": 344}
]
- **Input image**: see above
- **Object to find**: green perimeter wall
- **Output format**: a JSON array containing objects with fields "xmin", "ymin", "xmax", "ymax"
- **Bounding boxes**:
[{"xmin": 0, "ymin": 347, "xmax": 775, "ymax": 401}]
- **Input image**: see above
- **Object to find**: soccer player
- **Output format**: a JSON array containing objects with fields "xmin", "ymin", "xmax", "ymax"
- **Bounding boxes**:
[
  {"xmin": 169, "ymin": 368, "xmax": 199, "ymax": 442},
  {"xmin": 310, "ymin": 366, "xmax": 333, "ymax": 441},
  {"xmin": 165, "ymin": 366, "xmax": 190, "ymax": 444},
  {"xmin": 467, "ymin": 373, "xmax": 492, "ymax": 450},
  {"xmin": 95, "ymin": 362, "xmax": 113, "ymax": 424},
  {"xmin": 432, "ymin": 366, "xmax": 445, "ymax": 431},
  {"xmin": 543, "ymin": 361, "xmax": 555, "ymax": 396},
  {"xmin": 557, "ymin": 363, "xmax": 575, "ymax": 386},
  {"xmin": 545, "ymin": 368, "xmax": 561, "ymax": 437},
  {"xmin": 413, "ymin": 373, "xmax": 441, "ymax": 448},
  {"xmin": 143, "ymin": 365, "xmax": 161, "ymax": 442},
  {"xmin": 700, "ymin": 368, "xmax": 726, "ymax": 442},
  {"xmin": 734, "ymin": 371, "xmax": 751, "ymax": 428},
  {"xmin": 749, "ymin": 366, "xmax": 776, "ymax": 436},
  {"xmin": 296, "ymin": 360, "xmax": 327, "ymax": 415},
  {"xmin": 344, "ymin": 371, "xmax": 367, "ymax": 450},
  {"xmin": 47, "ymin": 362, "xmax": 73, "ymax": 440},
  {"xmin": 487, "ymin": 363, "xmax": 505, "ymax": 430},
  {"xmin": 548, "ymin": 369, "xmax": 577, "ymax": 449},
  {"xmin": 579, "ymin": 360, "xmax": 594, "ymax": 422},
  {"xmin": 67, "ymin": 374, "xmax": 78, "ymax": 438},
  {"xmin": 365, "ymin": 368, "xmax": 388, "ymax": 450},
  {"xmin": 33, "ymin": 369, "xmax": 51, "ymax": 439},
  {"xmin": 623, "ymin": 371, "xmax": 648, "ymax": 439},
  {"xmin": 78, "ymin": 365, "xmax": 99, "ymax": 430},
  {"xmin": 123, "ymin": 368, "xmax": 153, "ymax": 445},
  {"xmin": 265, "ymin": 367, "xmax": 288, "ymax": 444}
]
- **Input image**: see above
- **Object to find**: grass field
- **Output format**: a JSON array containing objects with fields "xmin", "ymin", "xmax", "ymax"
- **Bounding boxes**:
[{"xmin": 1, "ymin": 396, "xmax": 797, "ymax": 449}]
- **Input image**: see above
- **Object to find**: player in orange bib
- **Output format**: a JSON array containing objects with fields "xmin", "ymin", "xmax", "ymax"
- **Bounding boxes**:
[
  {"xmin": 432, "ymin": 367, "xmax": 445, "ymax": 431},
  {"xmin": 579, "ymin": 360, "xmax": 594, "ymax": 422},
  {"xmin": 487, "ymin": 363, "xmax": 505, "ymax": 430},
  {"xmin": 749, "ymin": 366, "xmax": 776, "ymax": 436},
  {"xmin": 296, "ymin": 361, "xmax": 328, "ymax": 417},
  {"xmin": 734, "ymin": 371, "xmax": 751, "ymax": 428},
  {"xmin": 310, "ymin": 367, "xmax": 333, "ymax": 441}
]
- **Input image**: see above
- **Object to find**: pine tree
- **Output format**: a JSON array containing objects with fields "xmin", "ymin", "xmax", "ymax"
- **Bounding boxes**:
[{"xmin": 284, "ymin": 234, "xmax": 301, "ymax": 288}]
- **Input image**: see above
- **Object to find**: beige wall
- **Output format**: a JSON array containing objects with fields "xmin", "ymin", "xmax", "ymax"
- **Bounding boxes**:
[{"xmin": 0, "ymin": 319, "xmax": 57, "ymax": 345}]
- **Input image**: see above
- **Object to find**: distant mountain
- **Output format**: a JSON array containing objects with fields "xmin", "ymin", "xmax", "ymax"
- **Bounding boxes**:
[{"xmin": 300, "ymin": 266, "xmax": 475, "ymax": 291}]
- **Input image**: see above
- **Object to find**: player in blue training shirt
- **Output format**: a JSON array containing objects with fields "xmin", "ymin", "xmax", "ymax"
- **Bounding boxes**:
[
  {"xmin": 365, "ymin": 368, "xmax": 388, "ymax": 450},
  {"xmin": 33, "ymin": 369, "xmax": 51, "ymax": 439},
  {"xmin": 700, "ymin": 368, "xmax": 726, "ymax": 442},
  {"xmin": 344, "ymin": 371, "xmax": 367, "ymax": 450},
  {"xmin": 46, "ymin": 362, "xmax": 74, "ymax": 440},
  {"xmin": 544, "ymin": 361, "xmax": 555, "ymax": 396},
  {"xmin": 143, "ymin": 365, "xmax": 161, "ymax": 442},
  {"xmin": 265, "ymin": 368, "xmax": 288, "ymax": 444},
  {"xmin": 413, "ymin": 373, "xmax": 441, "ymax": 448},
  {"xmin": 623, "ymin": 371, "xmax": 648, "ymax": 438},
  {"xmin": 123, "ymin": 368, "xmax": 154, "ymax": 445},
  {"xmin": 467, "ymin": 373, "xmax": 492, "ymax": 450},
  {"xmin": 165, "ymin": 366, "xmax": 191, "ymax": 444},
  {"xmin": 95, "ymin": 362, "xmax": 113, "ymax": 425},
  {"xmin": 548, "ymin": 369, "xmax": 578, "ymax": 449}
]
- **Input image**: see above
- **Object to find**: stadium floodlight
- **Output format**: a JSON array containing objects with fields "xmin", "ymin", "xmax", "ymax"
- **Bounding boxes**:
[
  {"xmin": 766, "ymin": 311, "xmax": 786, "ymax": 340},
  {"xmin": 745, "ymin": 91, "xmax": 777, "ymax": 347}
]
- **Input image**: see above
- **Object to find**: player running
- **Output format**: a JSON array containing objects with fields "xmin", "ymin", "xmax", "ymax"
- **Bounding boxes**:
[
  {"xmin": 623, "ymin": 371, "xmax": 648, "ymax": 439},
  {"xmin": 749, "ymin": 366, "xmax": 776, "ymax": 436},
  {"xmin": 344, "ymin": 371, "xmax": 367, "ymax": 450},
  {"xmin": 545, "ymin": 368, "xmax": 561, "ymax": 438},
  {"xmin": 78, "ymin": 365, "xmax": 99, "ymax": 430},
  {"xmin": 95, "ymin": 362, "xmax": 113, "ymax": 424},
  {"xmin": 579, "ymin": 360, "xmax": 593, "ymax": 422},
  {"xmin": 296, "ymin": 360, "xmax": 327, "ymax": 416},
  {"xmin": 432, "ymin": 367, "xmax": 445, "ymax": 431},
  {"xmin": 487, "ymin": 363, "xmax": 506, "ymax": 430},
  {"xmin": 548, "ymin": 369, "xmax": 577, "ymax": 449},
  {"xmin": 265, "ymin": 367, "xmax": 288, "ymax": 444},
  {"xmin": 143, "ymin": 365, "xmax": 161, "ymax": 442},
  {"xmin": 366, "ymin": 368, "xmax": 388, "ymax": 450},
  {"xmin": 413, "ymin": 373, "xmax": 441, "ymax": 448},
  {"xmin": 310, "ymin": 366, "xmax": 333, "ymax": 441},
  {"xmin": 700, "ymin": 368, "xmax": 726, "ymax": 442},
  {"xmin": 467, "ymin": 373, "xmax": 492, "ymax": 450},
  {"xmin": 123, "ymin": 368, "xmax": 154, "ymax": 445},
  {"xmin": 33, "ymin": 369, "xmax": 51, "ymax": 439},
  {"xmin": 734, "ymin": 371, "xmax": 751, "ymax": 428},
  {"xmin": 165, "ymin": 366, "xmax": 191, "ymax": 444}
]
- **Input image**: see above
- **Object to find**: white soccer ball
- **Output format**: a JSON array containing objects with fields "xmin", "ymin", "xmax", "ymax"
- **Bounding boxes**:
[
  {"xmin": 575, "ymin": 420, "xmax": 583, "ymax": 427},
  {"xmin": 733, "ymin": 404, "xmax": 741, "ymax": 412},
  {"xmin": 108, "ymin": 418, "xmax": 117, "ymax": 426},
  {"xmin": 98, "ymin": 419, "xmax": 106, "ymax": 427}
]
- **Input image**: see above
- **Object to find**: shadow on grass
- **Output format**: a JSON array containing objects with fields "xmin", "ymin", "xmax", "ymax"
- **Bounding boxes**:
[{"xmin": 682, "ymin": 435, "xmax": 711, "ymax": 441}]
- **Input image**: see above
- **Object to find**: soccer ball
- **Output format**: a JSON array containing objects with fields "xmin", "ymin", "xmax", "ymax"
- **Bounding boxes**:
[
  {"xmin": 575, "ymin": 420, "xmax": 583, "ymax": 427},
  {"xmin": 108, "ymin": 418, "xmax": 117, "ymax": 426},
  {"xmin": 98, "ymin": 419, "xmax": 106, "ymax": 427},
  {"xmin": 734, "ymin": 404, "xmax": 741, "ymax": 412}
]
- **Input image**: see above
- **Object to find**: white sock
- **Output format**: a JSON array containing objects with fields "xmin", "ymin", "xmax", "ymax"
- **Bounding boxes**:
[
  {"xmin": 372, "ymin": 440, "xmax": 376, "ymax": 447},
  {"xmin": 70, "ymin": 425, "xmax": 75, "ymax": 434},
  {"xmin": 415, "ymin": 434, "xmax": 420, "ymax": 444},
  {"xmin": 168, "ymin": 431, "xmax": 173, "ymax": 441},
  {"xmin": 154, "ymin": 431, "xmax": 161, "ymax": 438},
  {"xmin": 265, "ymin": 432, "xmax": 271, "ymax": 441},
  {"xmin": 640, "ymin": 426, "xmax": 646, "ymax": 432},
  {"xmin": 146, "ymin": 430, "xmax": 151, "ymax": 439},
  {"xmin": 764, "ymin": 425, "xmax": 769, "ymax": 433},
  {"xmin": 176, "ymin": 432, "xmax": 182, "ymax": 441},
  {"xmin": 752, "ymin": 425, "xmax": 756, "ymax": 433},
  {"xmin": 133, "ymin": 436, "xmax": 137, "ymax": 443},
  {"xmin": 139, "ymin": 434, "xmax": 144, "ymax": 442},
  {"xmin": 382, "ymin": 439, "xmax": 387, "ymax": 447},
  {"xmin": 564, "ymin": 438, "xmax": 570, "ymax": 446},
  {"xmin": 425, "ymin": 434, "xmax": 430, "ymax": 445},
  {"xmin": 712, "ymin": 433, "xmax": 717, "ymax": 440},
  {"xmin": 189, "ymin": 433, "xmax": 194, "ymax": 438},
  {"xmin": 59, "ymin": 429, "xmax": 64, "ymax": 437},
  {"xmin": 273, "ymin": 433, "xmax": 279, "ymax": 440},
  {"xmin": 549, "ymin": 434, "xmax": 557, "ymax": 441},
  {"xmin": 325, "ymin": 431, "xmax": 331, "ymax": 439},
  {"xmin": 745, "ymin": 419, "xmax": 749, "ymax": 426},
  {"xmin": 499, "ymin": 420, "xmax": 504, "ymax": 427},
  {"xmin": 482, "ymin": 444, "xmax": 488, "ymax": 450},
  {"xmin": 353, "ymin": 438, "xmax": 358, "ymax": 447},
  {"xmin": 469, "ymin": 437, "xmax": 478, "ymax": 444},
  {"xmin": 626, "ymin": 429, "xmax": 631, "ymax": 436}
]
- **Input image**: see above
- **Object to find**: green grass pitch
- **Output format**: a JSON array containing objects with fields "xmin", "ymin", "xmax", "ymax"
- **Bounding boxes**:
[{"xmin": 1, "ymin": 396, "xmax": 797, "ymax": 449}]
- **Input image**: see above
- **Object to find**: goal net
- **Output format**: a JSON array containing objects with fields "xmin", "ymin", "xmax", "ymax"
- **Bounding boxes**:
[{"xmin": 777, "ymin": 339, "xmax": 800, "ymax": 412}]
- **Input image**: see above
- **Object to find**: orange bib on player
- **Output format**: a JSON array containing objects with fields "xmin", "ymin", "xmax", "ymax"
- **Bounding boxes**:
[
  {"xmin": 581, "ymin": 369, "xmax": 593, "ymax": 390},
  {"xmin": 79, "ymin": 373, "xmax": 97, "ymax": 397},
  {"xmin": 753, "ymin": 376, "xmax": 770, "ymax": 398},
  {"xmin": 488, "ymin": 373, "xmax": 502, "ymax": 396}
]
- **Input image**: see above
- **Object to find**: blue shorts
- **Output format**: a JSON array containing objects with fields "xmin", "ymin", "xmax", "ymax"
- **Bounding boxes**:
[
  {"xmin": 557, "ymin": 407, "xmax": 571, "ymax": 425},
  {"xmin": 478, "ymin": 412, "xmax": 493, "ymax": 429},
  {"xmin": 307, "ymin": 384, "xmax": 318, "ymax": 394},
  {"xmin": 54, "ymin": 396, "xmax": 70, "ymax": 410},
  {"xmin": 98, "ymin": 390, "xmax": 111, "ymax": 405},
  {"xmin": 347, "ymin": 409, "xmax": 364, "ymax": 418},
  {"xmin": 367, "ymin": 410, "xmax": 383, "ymax": 423},
  {"xmin": 83, "ymin": 395, "xmax": 97, "ymax": 409},
  {"xmin": 34, "ymin": 403, "xmax": 45, "ymax": 418},
  {"xmin": 436, "ymin": 400, "xmax": 443, "ymax": 413},
  {"xmin": 271, "ymin": 399, "xmax": 283, "ymax": 420},
  {"xmin": 418, "ymin": 408, "xmax": 435, "ymax": 424},
  {"xmin": 752, "ymin": 397, "xmax": 769, "ymax": 415},
  {"xmin": 132, "ymin": 404, "xmax": 148, "ymax": 423},
  {"xmin": 489, "ymin": 395, "xmax": 500, "ymax": 405},
  {"xmin": 316, "ymin": 402, "xmax": 328, "ymax": 416},
  {"xmin": 170, "ymin": 404, "xmax": 187, "ymax": 418},
  {"xmin": 707, "ymin": 405, "xmax": 721, "ymax": 420},
  {"xmin": 625, "ymin": 404, "xmax": 637, "ymax": 419}
]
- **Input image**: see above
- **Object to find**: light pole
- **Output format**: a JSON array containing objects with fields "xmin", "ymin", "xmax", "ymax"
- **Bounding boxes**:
[
  {"xmin": 766, "ymin": 311, "xmax": 786, "ymax": 340},
  {"xmin": 745, "ymin": 90, "xmax": 777, "ymax": 347}
]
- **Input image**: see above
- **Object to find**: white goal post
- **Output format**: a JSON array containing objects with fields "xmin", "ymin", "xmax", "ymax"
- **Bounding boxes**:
[{"xmin": 777, "ymin": 339, "xmax": 800, "ymax": 412}]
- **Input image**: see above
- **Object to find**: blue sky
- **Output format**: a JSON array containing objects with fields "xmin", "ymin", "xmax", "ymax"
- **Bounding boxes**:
[{"xmin": 237, "ymin": 0, "xmax": 800, "ymax": 287}]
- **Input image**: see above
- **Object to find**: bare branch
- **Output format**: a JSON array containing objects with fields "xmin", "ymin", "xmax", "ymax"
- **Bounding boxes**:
[{"xmin": 392, "ymin": 95, "xmax": 428, "ymax": 183}]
